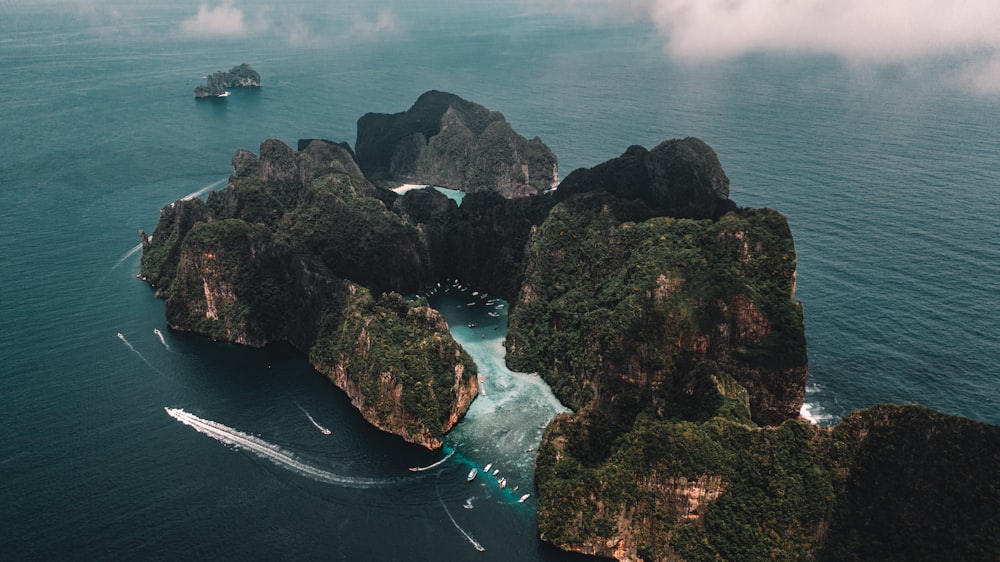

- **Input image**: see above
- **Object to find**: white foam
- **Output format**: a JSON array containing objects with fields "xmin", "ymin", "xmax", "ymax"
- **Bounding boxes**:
[
  {"xmin": 800, "ymin": 401, "xmax": 835, "ymax": 425},
  {"xmin": 180, "ymin": 177, "xmax": 227, "ymax": 201},
  {"xmin": 164, "ymin": 407, "xmax": 395, "ymax": 489},
  {"xmin": 436, "ymin": 482, "xmax": 485, "ymax": 551},
  {"xmin": 117, "ymin": 332, "xmax": 159, "ymax": 372},
  {"xmin": 295, "ymin": 402, "xmax": 332, "ymax": 435},
  {"xmin": 408, "ymin": 449, "xmax": 456, "ymax": 472},
  {"xmin": 153, "ymin": 328, "xmax": 171, "ymax": 351},
  {"xmin": 111, "ymin": 242, "xmax": 143, "ymax": 271}
]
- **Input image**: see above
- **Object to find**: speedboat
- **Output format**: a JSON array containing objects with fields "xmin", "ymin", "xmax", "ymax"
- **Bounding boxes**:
[
  {"xmin": 492, "ymin": 469, "xmax": 500, "ymax": 476},
  {"xmin": 467, "ymin": 469, "xmax": 477, "ymax": 482},
  {"xmin": 484, "ymin": 463, "xmax": 492, "ymax": 472},
  {"xmin": 519, "ymin": 493, "xmax": 531, "ymax": 503}
]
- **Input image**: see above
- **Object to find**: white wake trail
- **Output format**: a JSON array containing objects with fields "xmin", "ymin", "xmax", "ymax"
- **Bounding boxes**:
[
  {"xmin": 112, "ymin": 242, "xmax": 143, "ymax": 271},
  {"xmin": 408, "ymin": 449, "xmax": 455, "ymax": 472},
  {"xmin": 437, "ymin": 481, "xmax": 485, "ymax": 552},
  {"xmin": 153, "ymin": 328, "xmax": 171, "ymax": 351},
  {"xmin": 180, "ymin": 177, "xmax": 227, "ymax": 201},
  {"xmin": 117, "ymin": 332, "xmax": 158, "ymax": 372},
  {"xmin": 164, "ymin": 407, "xmax": 393, "ymax": 489},
  {"xmin": 295, "ymin": 402, "xmax": 331, "ymax": 435}
]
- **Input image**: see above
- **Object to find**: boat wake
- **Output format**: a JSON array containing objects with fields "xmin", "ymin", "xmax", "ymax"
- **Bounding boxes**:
[
  {"xmin": 180, "ymin": 177, "xmax": 227, "ymax": 201},
  {"xmin": 117, "ymin": 332, "xmax": 158, "ymax": 372},
  {"xmin": 295, "ymin": 402, "xmax": 332, "ymax": 435},
  {"xmin": 111, "ymin": 242, "xmax": 143, "ymax": 271},
  {"xmin": 164, "ymin": 407, "xmax": 395, "ymax": 489},
  {"xmin": 436, "ymin": 482, "xmax": 485, "ymax": 552},
  {"xmin": 153, "ymin": 328, "xmax": 171, "ymax": 351},
  {"xmin": 110, "ymin": 178, "xmax": 227, "ymax": 274},
  {"xmin": 408, "ymin": 449, "xmax": 455, "ymax": 472},
  {"xmin": 463, "ymin": 496, "xmax": 476, "ymax": 510}
]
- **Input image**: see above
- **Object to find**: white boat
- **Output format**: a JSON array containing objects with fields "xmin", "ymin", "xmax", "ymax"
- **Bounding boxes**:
[
  {"xmin": 519, "ymin": 493, "xmax": 531, "ymax": 503},
  {"xmin": 492, "ymin": 469, "xmax": 499, "ymax": 476},
  {"xmin": 217, "ymin": 91, "xmax": 230, "ymax": 97},
  {"xmin": 467, "ymin": 469, "xmax": 477, "ymax": 482},
  {"xmin": 484, "ymin": 463, "xmax": 492, "ymax": 472},
  {"xmin": 498, "ymin": 478, "xmax": 506, "ymax": 489}
]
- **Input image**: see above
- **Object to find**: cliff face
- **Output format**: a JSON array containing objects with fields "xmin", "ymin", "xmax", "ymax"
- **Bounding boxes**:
[
  {"xmin": 556, "ymin": 138, "xmax": 735, "ymax": 219},
  {"xmin": 506, "ymin": 193, "xmax": 806, "ymax": 426},
  {"xmin": 194, "ymin": 63, "xmax": 260, "ymax": 98},
  {"xmin": 310, "ymin": 288, "xmax": 479, "ymax": 449},
  {"xmin": 355, "ymin": 90, "xmax": 558, "ymax": 196},
  {"xmin": 536, "ymin": 403, "xmax": 1000, "ymax": 562},
  {"xmin": 140, "ymin": 136, "xmax": 477, "ymax": 449},
  {"xmin": 141, "ymin": 94, "xmax": 1000, "ymax": 562}
]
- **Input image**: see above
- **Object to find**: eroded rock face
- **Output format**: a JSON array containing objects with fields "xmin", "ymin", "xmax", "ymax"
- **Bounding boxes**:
[
  {"xmin": 310, "ymin": 288, "xmax": 479, "ymax": 449},
  {"xmin": 557, "ymin": 138, "xmax": 733, "ymax": 219},
  {"xmin": 297, "ymin": 139, "xmax": 364, "ymax": 179},
  {"xmin": 355, "ymin": 90, "xmax": 558, "ymax": 196}
]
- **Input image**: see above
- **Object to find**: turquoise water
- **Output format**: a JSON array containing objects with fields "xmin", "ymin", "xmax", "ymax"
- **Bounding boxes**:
[{"xmin": 2, "ymin": 2, "xmax": 999, "ymax": 559}]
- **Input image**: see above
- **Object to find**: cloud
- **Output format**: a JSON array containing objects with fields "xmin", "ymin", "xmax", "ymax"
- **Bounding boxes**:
[
  {"xmin": 180, "ymin": 1, "xmax": 250, "ymax": 37},
  {"xmin": 349, "ymin": 8, "xmax": 401, "ymax": 40},
  {"xmin": 535, "ymin": 0, "xmax": 1000, "ymax": 93}
]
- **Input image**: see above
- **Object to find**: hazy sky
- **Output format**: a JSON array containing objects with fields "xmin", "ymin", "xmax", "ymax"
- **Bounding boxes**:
[
  {"xmin": 15, "ymin": 0, "xmax": 1000, "ymax": 93},
  {"xmin": 536, "ymin": 0, "xmax": 1000, "ymax": 93}
]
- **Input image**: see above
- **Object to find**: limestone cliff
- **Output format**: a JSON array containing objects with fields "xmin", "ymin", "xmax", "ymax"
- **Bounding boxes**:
[
  {"xmin": 355, "ymin": 90, "xmax": 558, "ymax": 196},
  {"xmin": 194, "ymin": 63, "xmax": 261, "ymax": 98},
  {"xmin": 139, "ymin": 95, "xmax": 1000, "ymax": 561},
  {"xmin": 140, "ymin": 137, "xmax": 478, "ymax": 449},
  {"xmin": 310, "ymin": 287, "xmax": 479, "ymax": 449},
  {"xmin": 536, "ymin": 403, "xmax": 1000, "ymax": 562},
  {"xmin": 556, "ymin": 139, "xmax": 735, "ymax": 219},
  {"xmin": 506, "ymin": 193, "xmax": 806, "ymax": 426}
]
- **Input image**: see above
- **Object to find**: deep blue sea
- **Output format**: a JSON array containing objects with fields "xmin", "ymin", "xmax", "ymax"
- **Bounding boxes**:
[{"xmin": 2, "ymin": 1, "xmax": 998, "ymax": 559}]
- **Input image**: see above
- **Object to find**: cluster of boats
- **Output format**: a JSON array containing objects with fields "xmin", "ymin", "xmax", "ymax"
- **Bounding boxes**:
[
  {"xmin": 419, "ymin": 279, "xmax": 507, "ymax": 320},
  {"xmin": 467, "ymin": 463, "xmax": 531, "ymax": 503}
]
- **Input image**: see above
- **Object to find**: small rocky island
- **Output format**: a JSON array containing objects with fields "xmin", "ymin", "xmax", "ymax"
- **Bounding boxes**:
[
  {"xmin": 142, "ymin": 91, "xmax": 1000, "ymax": 561},
  {"xmin": 194, "ymin": 63, "xmax": 260, "ymax": 98}
]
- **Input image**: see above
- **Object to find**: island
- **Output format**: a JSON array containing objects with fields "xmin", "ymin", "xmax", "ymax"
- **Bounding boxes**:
[
  {"xmin": 141, "ymin": 91, "xmax": 1000, "ymax": 561},
  {"xmin": 194, "ymin": 63, "xmax": 261, "ymax": 98}
]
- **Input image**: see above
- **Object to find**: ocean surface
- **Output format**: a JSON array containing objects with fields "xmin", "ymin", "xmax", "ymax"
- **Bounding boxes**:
[{"xmin": 2, "ymin": 1, "xmax": 998, "ymax": 559}]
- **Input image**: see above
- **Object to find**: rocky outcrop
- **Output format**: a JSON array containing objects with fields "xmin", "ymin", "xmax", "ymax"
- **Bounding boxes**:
[
  {"xmin": 140, "ymin": 138, "xmax": 478, "ymax": 449},
  {"xmin": 194, "ymin": 63, "xmax": 260, "ymax": 98},
  {"xmin": 297, "ymin": 139, "xmax": 364, "ymax": 179},
  {"xmin": 310, "ymin": 288, "xmax": 479, "ymax": 449},
  {"xmin": 536, "ymin": 404, "xmax": 1000, "ymax": 562},
  {"xmin": 355, "ymin": 90, "xmax": 558, "ymax": 197},
  {"xmin": 506, "ymin": 193, "xmax": 806, "ymax": 425},
  {"xmin": 556, "ymin": 138, "xmax": 735, "ymax": 219},
  {"xmin": 140, "ymin": 95, "xmax": 1000, "ymax": 561}
]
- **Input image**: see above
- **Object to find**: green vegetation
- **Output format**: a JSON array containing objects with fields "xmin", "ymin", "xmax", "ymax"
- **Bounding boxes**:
[
  {"xmin": 140, "ymin": 138, "xmax": 476, "ymax": 447},
  {"xmin": 194, "ymin": 63, "xmax": 260, "ymax": 97},
  {"xmin": 537, "ymin": 403, "xmax": 1000, "ymax": 562},
  {"xmin": 139, "ymin": 99, "xmax": 1000, "ymax": 561},
  {"xmin": 507, "ymin": 193, "xmax": 806, "ymax": 424},
  {"xmin": 310, "ymin": 288, "xmax": 477, "ymax": 444},
  {"xmin": 355, "ymin": 90, "xmax": 557, "ymax": 195}
]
